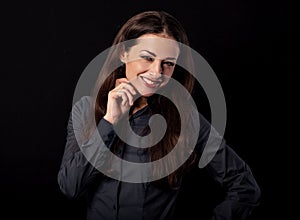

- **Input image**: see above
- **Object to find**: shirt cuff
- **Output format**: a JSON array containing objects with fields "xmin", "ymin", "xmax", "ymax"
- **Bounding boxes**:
[{"xmin": 97, "ymin": 118, "xmax": 116, "ymax": 148}]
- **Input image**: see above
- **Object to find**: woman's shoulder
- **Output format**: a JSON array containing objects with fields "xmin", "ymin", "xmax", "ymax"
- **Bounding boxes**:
[
  {"xmin": 73, "ymin": 96, "xmax": 93, "ymax": 109},
  {"xmin": 188, "ymin": 105, "xmax": 211, "ymax": 133},
  {"xmin": 71, "ymin": 96, "xmax": 94, "ymax": 121}
]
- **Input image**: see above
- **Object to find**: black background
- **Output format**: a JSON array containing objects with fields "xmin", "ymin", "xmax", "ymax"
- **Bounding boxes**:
[{"xmin": 1, "ymin": 0, "xmax": 298, "ymax": 219}]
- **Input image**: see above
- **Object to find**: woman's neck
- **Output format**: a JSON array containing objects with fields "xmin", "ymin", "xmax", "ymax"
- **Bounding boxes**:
[{"xmin": 132, "ymin": 96, "xmax": 148, "ymax": 114}]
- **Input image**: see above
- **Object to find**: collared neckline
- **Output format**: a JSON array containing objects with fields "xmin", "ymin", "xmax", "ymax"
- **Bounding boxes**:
[{"xmin": 129, "ymin": 105, "xmax": 150, "ymax": 120}]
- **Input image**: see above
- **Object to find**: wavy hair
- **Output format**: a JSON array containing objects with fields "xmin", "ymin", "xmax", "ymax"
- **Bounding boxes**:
[{"xmin": 91, "ymin": 10, "xmax": 197, "ymax": 189}]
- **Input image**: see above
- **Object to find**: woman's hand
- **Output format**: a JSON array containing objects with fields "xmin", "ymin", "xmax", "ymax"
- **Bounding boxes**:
[{"xmin": 103, "ymin": 78, "xmax": 137, "ymax": 124}]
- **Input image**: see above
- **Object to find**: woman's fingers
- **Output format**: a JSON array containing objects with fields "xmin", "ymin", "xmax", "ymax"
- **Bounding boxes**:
[
  {"xmin": 104, "ymin": 78, "xmax": 137, "ymax": 124},
  {"xmin": 115, "ymin": 78, "xmax": 129, "ymax": 87},
  {"xmin": 115, "ymin": 78, "xmax": 137, "ymax": 95},
  {"xmin": 116, "ymin": 79, "xmax": 136, "ymax": 95},
  {"xmin": 121, "ymin": 83, "xmax": 137, "ymax": 96},
  {"xmin": 117, "ymin": 89, "xmax": 129, "ymax": 106},
  {"xmin": 113, "ymin": 80, "xmax": 137, "ymax": 106},
  {"xmin": 116, "ymin": 87, "xmax": 134, "ymax": 106},
  {"xmin": 105, "ymin": 89, "xmax": 129, "ymax": 124}
]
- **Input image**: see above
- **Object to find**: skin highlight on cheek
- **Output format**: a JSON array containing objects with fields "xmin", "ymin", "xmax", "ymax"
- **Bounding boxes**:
[{"xmin": 123, "ymin": 35, "xmax": 179, "ymax": 96}]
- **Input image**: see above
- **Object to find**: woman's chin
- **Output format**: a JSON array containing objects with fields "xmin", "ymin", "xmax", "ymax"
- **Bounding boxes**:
[
  {"xmin": 141, "ymin": 93, "xmax": 154, "ymax": 97},
  {"xmin": 138, "ymin": 89, "xmax": 155, "ymax": 97}
]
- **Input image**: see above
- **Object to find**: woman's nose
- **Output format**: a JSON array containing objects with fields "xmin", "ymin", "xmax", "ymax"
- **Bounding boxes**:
[{"xmin": 149, "ymin": 60, "xmax": 162, "ymax": 76}]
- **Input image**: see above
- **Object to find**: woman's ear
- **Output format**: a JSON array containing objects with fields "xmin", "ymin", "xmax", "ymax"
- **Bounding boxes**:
[{"xmin": 120, "ymin": 52, "xmax": 128, "ymax": 63}]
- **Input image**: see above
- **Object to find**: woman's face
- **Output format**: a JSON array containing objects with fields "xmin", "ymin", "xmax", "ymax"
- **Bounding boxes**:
[{"xmin": 122, "ymin": 34, "xmax": 180, "ymax": 96}]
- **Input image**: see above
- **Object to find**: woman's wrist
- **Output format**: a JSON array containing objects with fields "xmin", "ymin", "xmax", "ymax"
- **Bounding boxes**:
[{"xmin": 103, "ymin": 114, "xmax": 116, "ymax": 125}]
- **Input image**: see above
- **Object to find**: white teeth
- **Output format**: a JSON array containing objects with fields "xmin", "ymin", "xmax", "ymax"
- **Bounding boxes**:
[
  {"xmin": 143, "ymin": 77, "xmax": 155, "ymax": 85},
  {"xmin": 142, "ymin": 77, "xmax": 158, "ymax": 85}
]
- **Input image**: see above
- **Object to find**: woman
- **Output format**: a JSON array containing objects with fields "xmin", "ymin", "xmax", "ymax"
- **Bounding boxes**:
[{"xmin": 58, "ymin": 10, "xmax": 261, "ymax": 220}]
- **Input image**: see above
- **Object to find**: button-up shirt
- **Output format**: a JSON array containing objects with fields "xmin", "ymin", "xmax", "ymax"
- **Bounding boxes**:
[{"xmin": 58, "ymin": 96, "xmax": 260, "ymax": 220}]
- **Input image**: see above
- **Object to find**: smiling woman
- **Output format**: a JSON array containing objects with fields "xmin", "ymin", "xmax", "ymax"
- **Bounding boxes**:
[
  {"xmin": 57, "ymin": 10, "xmax": 261, "ymax": 220},
  {"xmin": 122, "ymin": 35, "xmax": 179, "ymax": 97},
  {"xmin": 108, "ymin": 34, "xmax": 180, "ymax": 117}
]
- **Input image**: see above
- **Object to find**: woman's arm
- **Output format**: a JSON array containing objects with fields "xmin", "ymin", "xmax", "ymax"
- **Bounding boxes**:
[
  {"xmin": 196, "ymin": 114, "xmax": 261, "ymax": 219},
  {"xmin": 57, "ymin": 96, "xmax": 117, "ymax": 199}
]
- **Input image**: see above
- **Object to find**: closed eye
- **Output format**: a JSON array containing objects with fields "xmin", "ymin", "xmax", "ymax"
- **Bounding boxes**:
[
  {"xmin": 162, "ymin": 61, "xmax": 175, "ymax": 67},
  {"xmin": 140, "ymin": 55, "xmax": 154, "ymax": 62}
]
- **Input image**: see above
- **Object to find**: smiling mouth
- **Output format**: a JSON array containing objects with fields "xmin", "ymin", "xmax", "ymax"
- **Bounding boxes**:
[{"xmin": 140, "ymin": 76, "xmax": 162, "ymax": 88}]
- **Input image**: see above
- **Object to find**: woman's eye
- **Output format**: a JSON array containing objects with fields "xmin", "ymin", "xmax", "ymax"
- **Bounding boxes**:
[
  {"xmin": 140, "ymin": 55, "xmax": 154, "ymax": 62},
  {"xmin": 163, "ymin": 61, "xmax": 175, "ymax": 67}
]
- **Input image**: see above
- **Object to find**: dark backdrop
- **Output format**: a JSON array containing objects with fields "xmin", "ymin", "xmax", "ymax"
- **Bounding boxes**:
[{"xmin": 2, "ymin": 0, "xmax": 298, "ymax": 219}]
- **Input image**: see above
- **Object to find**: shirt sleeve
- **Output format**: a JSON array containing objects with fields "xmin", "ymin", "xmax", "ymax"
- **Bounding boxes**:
[
  {"xmin": 57, "ymin": 96, "xmax": 117, "ymax": 199},
  {"xmin": 195, "ymin": 113, "xmax": 261, "ymax": 220}
]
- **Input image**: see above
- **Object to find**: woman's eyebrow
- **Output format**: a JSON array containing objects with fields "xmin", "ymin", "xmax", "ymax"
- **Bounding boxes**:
[
  {"xmin": 140, "ymin": 50, "xmax": 176, "ymax": 60},
  {"xmin": 164, "ymin": 57, "xmax": 176, "ymax": 61},
  {"xmin": 140, "ymin": 50, "xmax": 156, "ymax": 57}
]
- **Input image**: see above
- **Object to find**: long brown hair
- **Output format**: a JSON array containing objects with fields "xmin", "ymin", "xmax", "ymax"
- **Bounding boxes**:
[{"xmin": 92, "ymin": 10, "xmax": 197, "ymax": 189}]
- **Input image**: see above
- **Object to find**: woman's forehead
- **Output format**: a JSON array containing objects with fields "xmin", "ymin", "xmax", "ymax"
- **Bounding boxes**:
[{"xmin": 127, "ymin": 35, "xmax": 180, "ymax": 59}]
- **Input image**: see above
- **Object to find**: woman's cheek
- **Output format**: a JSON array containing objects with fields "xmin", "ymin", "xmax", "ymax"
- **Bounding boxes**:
[{"xmin": 125, "ymin": 62, "xmax": 145, "ymax": 80}]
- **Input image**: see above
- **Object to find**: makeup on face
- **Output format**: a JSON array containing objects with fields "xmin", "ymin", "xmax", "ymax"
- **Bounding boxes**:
[{"xmin": 124, "ymin": 35, "xmax": 180, "ymax": 96}]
